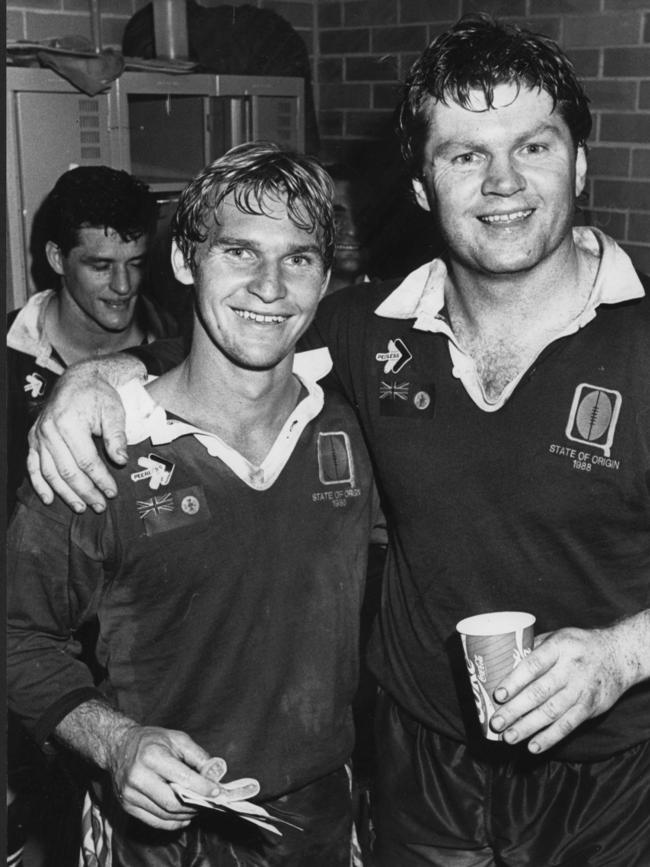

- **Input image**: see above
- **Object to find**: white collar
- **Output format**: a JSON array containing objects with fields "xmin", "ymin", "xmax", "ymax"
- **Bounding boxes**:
[
  {"xmin": 374, "ymin": 228, "xmax": 645, "ymax": 412},
  {"xmin": 119, "ymin": 347, "xmax": 333, "ymax": 490},
  {"xmin": 6, "ymin": 290, "xmax": 66, "ymax": 374}
]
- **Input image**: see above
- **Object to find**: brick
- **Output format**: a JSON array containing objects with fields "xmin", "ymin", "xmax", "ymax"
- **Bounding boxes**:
[
  {"xmin": 604, "ymin": 46, "xmax": 650, "ymax": 76},
  {"xmin": 6, "ymin": 11, "xmax": 26, "ymax": 40},
  {"xmin": 319, "ymin": 110, "xmax": 345, "ymax": 137},
  {"xmin": 372, "ymin": 24, "xmax": 428, "ymax": 52},
  {"xmin": 583, "ymin": 79, "xmax": 638, "ymax": 111},
  {"xmin": 567, "ymin": 48, "xmax": 601, "ymax": 77},
  {"xmin": 564, "ymin": 13, "xmax": 642, "ymax": 47},
  {"xmin": 320, "ymin": 27, "xmax": 370, "ymax": 54},
  {"xmin": 9, "ymin": 0, "xmax": 61, "ymax": 9},
  {"xmin": 261, "ymin": 1, "xmax": 314, "ymax": 28},
  {"xmin": 600, "ymin": 113, "xmax": 650, "ymax": 145},
  {"xmin": 346, "ymin": 54, "xmax": 399, "ymax": 80},
  {"xmin": 510, "ymin": 17, "xmax": 561, "ymax": 42},
  {"xmin": 461, "ymin": 0, "xmax": 526, "ymax": 18},
  {"xmin": 318, "ymin": 3, "xmax": 342, "ymax": 28},
  {"xmin": 582, "ymin": 208, "xmax": 628, "ymax": 238},
  {"xmin": 367, "ymin": 0, "xmax": 399, "ymax": 25},
  {"xmin": 346, "ymin": 108, "xmax": 395, "ymax": 137},
  {"xmin": 641, "ymin": 81, "xmax": 650, "ymax": 108},
  {"xmin": 399, "ymin": 0, "xmax": 460, "ymax": 24},
  {"xmin": 64, "ymin": 0, "xmax": 132, "ymax": 13},
  {"xmin": 632, "ymin": 148, "xmax": 650, "ymax": 178},
  {"xmin": 320, "ymin": 82, "xmax": 372, "ymax": 109},
  {"xmin": 604, "ymin": 0, "xmax": 650, "ymax": 9},
  {"xmin": 320, "ymin": 57, "xmax": 344, "ymax": 82},
  {"xmin": 629, "ymin": 211, "xmax": 650, "ymax": 241},
  {"xmin": 25, "ymin": 11, "xmax": 91, "ymax": 41},
  {"xmin": 344, "ymin": 1, "xmax": 371, "ymax": 26},
  {"xmin": 587, "ymin": 146, "xmax": 630, "ymax": 176},
  {"xmin": 530, "ymin": 0, "xmax": 600, "ymax": 13},
  {"xmin": 593, "ymin": 178, "xmax": 650, "ymax": 209},
  {"xmin": 621, "ymin": 243, "xmax": 650, "ymax": 275},
  {"xmin": 374, "ymin": 81, "xmax": 403, "ymax": 109}
]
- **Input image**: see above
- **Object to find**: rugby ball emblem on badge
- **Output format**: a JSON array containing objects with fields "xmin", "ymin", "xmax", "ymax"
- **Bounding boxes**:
[{"xmin": 574, "ymin": 388, "xmax": 613, "ymax": 442}]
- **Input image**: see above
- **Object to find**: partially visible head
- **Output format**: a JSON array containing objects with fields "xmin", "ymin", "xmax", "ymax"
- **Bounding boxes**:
[
  {"xmin": 398, "ymin": 13, "xmax": 592, "ymax": 179},
  {"xmin": 172, "ymin": 142, "xmax": 335, "ymax": 275},
  {"xmin": 324, "ymin": 162, "xmax": 369, "ymax": 291},
  {"xmin": 43, "ymin": 165, "xmax": 157, "ymax": 255}
]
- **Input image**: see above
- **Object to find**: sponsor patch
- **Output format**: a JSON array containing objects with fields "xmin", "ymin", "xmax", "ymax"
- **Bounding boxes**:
[
  {"xmin": 375, "ymin": 338, "xmax": 412, "ymax": 374},
  {"xmin": 137, "ymin": 485, "xmax": 210, "ymax": 536},
  {"xmin": 131, "ymin": 453, "xmax": 175, "ymax": 489},
  {"xmin": 24, "ymin": 372, "xmax": 46, "ymax": 399}
]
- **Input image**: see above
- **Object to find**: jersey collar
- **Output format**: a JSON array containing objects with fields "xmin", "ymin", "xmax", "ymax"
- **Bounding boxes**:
[{"xmin": 119, "ymin": 348, "xmax": 333, "ymax": 491}]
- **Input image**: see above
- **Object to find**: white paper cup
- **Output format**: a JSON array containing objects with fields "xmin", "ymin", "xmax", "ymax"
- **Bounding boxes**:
[{"xmin": 456, "ymin": 611, "xmax": 535, "ymax": 740}]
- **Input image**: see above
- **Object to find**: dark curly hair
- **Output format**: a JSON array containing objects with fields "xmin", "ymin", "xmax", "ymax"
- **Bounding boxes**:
[
  {"xmin": 173, "ymin": 142, "xmax": 335, "ymax": 274},
  {"xmin": 43, "ymin": 166, "xmax": 157, "ymax": 254},
  {"xmin": 398, "ymin": 13, "xmax": 592, "ymax": 178}
]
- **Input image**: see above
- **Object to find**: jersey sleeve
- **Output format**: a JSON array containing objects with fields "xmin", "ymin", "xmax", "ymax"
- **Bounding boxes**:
[
  {"xmin": 7, "ymin": 492, "xmax": 114, "ymax": 744},
  {"xmin": 126, "ymin": 335, "xmax": 189, "ymax": 376}
]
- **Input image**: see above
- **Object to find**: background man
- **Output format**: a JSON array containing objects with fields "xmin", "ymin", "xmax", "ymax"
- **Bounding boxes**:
[
  {"xmin": 7, "ymin": 165, "xmax": 177, "ymax": 513},
  {"xmin": 8, "ymin": 144, "xmax": 379, "ymax": 865},
  {"xmin": 22, "ymin": 15, "xmax": 650, "ymax": 867}
]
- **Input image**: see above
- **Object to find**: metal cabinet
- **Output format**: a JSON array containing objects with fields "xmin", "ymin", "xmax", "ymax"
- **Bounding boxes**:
[{"xmin": 6, "ymin": 67, "xmax": 305, "ymax": 309}]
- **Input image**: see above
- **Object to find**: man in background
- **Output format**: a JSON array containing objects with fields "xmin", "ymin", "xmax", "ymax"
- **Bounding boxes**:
[{"xmin": 7, "ymin": 165, "xmax": 177, "ymax": 514}]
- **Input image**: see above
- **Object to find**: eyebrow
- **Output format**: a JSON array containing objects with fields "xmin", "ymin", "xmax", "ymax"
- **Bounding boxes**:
[{"xmin": 213, "ymin": 236, "xmax": 323, "ymax": 256}]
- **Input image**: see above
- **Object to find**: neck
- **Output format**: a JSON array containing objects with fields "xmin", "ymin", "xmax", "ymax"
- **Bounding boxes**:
[
  {"xmin": 48, "ymin": 293, "xmax": 144, "ymax": 365},
  {"xmin": 148, "ymin": 330, "xmax": 302, "ymax": 465},
  {"xmin": 445, "ymin": 239, "xmax": 597, "ymax": 343}
]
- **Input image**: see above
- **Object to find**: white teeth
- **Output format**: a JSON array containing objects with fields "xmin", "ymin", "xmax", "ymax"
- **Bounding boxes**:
[
  {"xmin": 235, "ymin": 309, "xmax": 287, "ymax": 324},
  {"xmin": 480, "ymin": 210, "xmax": 532, "ymax": 224}
]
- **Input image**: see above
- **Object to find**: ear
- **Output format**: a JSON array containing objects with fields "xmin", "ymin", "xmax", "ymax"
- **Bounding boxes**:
[
  {"xmin": 45, "ymin": 241, "xmax": 65, "ymax": 275},
  {"xmin": 171, "ymin": 240, "xmax": 194, "ymax": 286},
  {"xmin": 575, "ymin": 145, "xmax": 587, "ymax": 198},
  {"xmin": 319, "ymin": 268, "xmax": 332, "ymax": 300},
  {"xmin": 411, "ymin": 178, "xmax": 432, "ymax": 213}
]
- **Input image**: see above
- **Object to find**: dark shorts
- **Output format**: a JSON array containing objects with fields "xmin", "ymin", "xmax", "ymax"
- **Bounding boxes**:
[
  {"xmin": 371, "ymin": 691, "xmax": 650, "ymax": 867},
  {"xmin": 109, "ymin": 766, "xmax": 353, "ymax": 867}
]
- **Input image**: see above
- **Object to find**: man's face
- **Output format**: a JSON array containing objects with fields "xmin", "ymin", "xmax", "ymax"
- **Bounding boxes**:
[
  {"xmin": 47, "ymin": 227, "xmax": 148, "ymax": 333},
  {"xmin": 173, "ymin": 192, "xmax": 329, "ymax": 371},
  {"xmin": 332, "ymin": 178, "xmax": 366, "ymax": 281},
  {"xmin": 412, "ymin": 82, "xmax": 587, "ymax": 277}
]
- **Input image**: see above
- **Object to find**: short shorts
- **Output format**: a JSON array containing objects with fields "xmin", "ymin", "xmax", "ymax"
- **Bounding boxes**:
[{"xmin": 371, "ymin": 691, "xmax": 650, "ymax": 867}]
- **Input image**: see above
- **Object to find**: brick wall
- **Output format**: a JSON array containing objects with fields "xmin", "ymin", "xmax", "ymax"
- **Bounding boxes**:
[
  {"xmin": 316, "ymin": 0, "xmax": 650, "ymax": 274},
  {"xmin": 6, "ymin": 0, "xmax": 314, "ymax": 61},
  {"xmin": 7, "ymin": 0, "xmax": 650, "ymax": 271}
]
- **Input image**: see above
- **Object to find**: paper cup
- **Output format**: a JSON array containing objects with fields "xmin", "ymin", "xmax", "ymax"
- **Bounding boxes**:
[{"xmin": 456, "ymin": 611, "xmax": 535, "ymax": 741}]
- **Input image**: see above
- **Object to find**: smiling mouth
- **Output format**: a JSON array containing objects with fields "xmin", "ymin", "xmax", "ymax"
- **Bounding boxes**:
[
  {"xmin": 479, "ymin": 209, "xmax": 534, "ymax": 224},
  {"xmin": 234, "ymin": 309, "xmax": 289, "ymax": 324},
  {"xmin": 102, "ymin": 299, "xmax": 133, "ymax": 309}
]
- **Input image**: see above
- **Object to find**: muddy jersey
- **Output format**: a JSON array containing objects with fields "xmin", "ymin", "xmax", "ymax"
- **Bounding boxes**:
[
  {"xmin": 307, "ymin": 229, "xmax": 650, "ymax": 762},
  {"xmin": 8, "ymin": 356, "xmax": 379, "ymax": 798}
]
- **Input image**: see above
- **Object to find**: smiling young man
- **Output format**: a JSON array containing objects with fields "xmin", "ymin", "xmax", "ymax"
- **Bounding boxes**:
[
  {"xmin": 8, "ymin": 144, "xmax": 379, "ymax": 866},
  {"xmin": 6, "ymin": 166, "xmax": 177, "ymax": 513}
]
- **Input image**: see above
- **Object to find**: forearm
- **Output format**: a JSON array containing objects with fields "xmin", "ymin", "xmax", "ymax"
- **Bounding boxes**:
[
  {"xmin": 55, "ymin": 698, "xmax": 138, "ymax": 771},
  {"xmin": 69, "ymin": 352, "xmax": 147, "ymax": 390}
]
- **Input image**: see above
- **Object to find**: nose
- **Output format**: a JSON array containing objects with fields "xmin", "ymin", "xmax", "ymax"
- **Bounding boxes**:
[
  {"xmin": 248, "ymin": 261, "xmax": 287, "ymax": 303},
  {"xmin": 481, "ymin": 154, "xmax": 525, "ymax": 197},
  {"xmin": 110, "ymin": 265, "xmax": 132, "ymax": 296}
]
